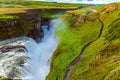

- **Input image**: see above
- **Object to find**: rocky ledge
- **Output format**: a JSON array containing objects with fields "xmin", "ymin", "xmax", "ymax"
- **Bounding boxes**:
[{"xmin": 0, "ymin": 9, "xmax": 51, "ymax": 41}]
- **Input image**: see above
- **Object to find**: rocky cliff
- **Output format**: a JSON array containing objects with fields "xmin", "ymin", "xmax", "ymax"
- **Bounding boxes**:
[
  {"xmin": 0, "ymin": 8, "xmax": 75, "ymax": 41},
  {"xmin": 0, "ymin": 9, "xmax": 52, "ymax": 41}
]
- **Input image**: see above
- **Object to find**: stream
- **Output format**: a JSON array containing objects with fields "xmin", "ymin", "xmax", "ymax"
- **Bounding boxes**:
[{"xmin": 0, "ymin": 19, "xmax": 58, "ymax": 80}]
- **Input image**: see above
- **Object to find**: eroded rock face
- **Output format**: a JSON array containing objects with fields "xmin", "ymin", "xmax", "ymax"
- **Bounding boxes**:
[
  {"xmin": 0, "ymin": 19, "xmax": 33, "ymax": 41},
  {"xmin": 77, "ymin": 15, "xmax": 87, "ymax": 23},
  {"xmin": 97, "ymin": 3, "xmax": 118, "ymax": 16},
  {"xmin": 103, "ymin": 3, "xmax": 118, "ymax": 13},
  {"xmin": 33, "ymin": 17, "xmax": 44, "ymax": 40},
  {"xmin": 96, "ymin": 3, "xmax": 118, "ymax": 17},
  {"xmin": 0, "ymin": 9, "xmax": 50, "ymax": 41},
  {"xmin": 65, "ymin": 12, "xmax": 88, "ymax": 27},
  {"xmin": 0, "ymin": 19, "xmax": 45, "ymax": 41}
]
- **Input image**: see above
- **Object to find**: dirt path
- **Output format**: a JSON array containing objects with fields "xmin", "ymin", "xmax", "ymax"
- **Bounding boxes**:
[{"xmin": 64, "ymin": 17, "xmax": 104, "ymax": 80}]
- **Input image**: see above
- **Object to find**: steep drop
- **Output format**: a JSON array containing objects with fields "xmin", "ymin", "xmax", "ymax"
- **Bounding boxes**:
[
  {"xmin": 0, "ymin": 19, "xmax": 58, "ymax": 80},
  {"xmin": 24, "ymin": 21, "xmax": 58, "ymax": 80}
]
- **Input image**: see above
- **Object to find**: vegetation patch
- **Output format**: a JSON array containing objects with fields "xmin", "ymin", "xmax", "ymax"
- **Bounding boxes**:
[
  {"xmin": 46, "ymin": 11, "xmax": 102, "ymax": 80},
  {"xmin": 0, "ymin": 15, "xmax": 16, "ymax": 21},
  {"xmin": 47, "ymin": 3, "xmax": 120, "ymax": 80},
  {"xmin": 0, "ymin": 1, "xmax": 86, "ymax": 8},
  {"xmin": 68, "ymin": 3, "xmax": 120, "ymax": 80}
]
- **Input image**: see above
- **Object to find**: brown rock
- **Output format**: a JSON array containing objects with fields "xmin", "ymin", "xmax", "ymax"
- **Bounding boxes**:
[{"xmin": 0, "ymin": 45, "xmax": 25, "ymax": 53}]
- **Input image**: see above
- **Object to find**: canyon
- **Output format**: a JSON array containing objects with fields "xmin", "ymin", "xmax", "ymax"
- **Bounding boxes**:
[{"xmin": 0, "ymin": 1, "xmax": 120, "ymax": 80}]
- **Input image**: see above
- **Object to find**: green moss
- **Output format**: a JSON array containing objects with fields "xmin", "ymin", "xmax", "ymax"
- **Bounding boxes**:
[
  {"xmin": 69, "ymin": 4, "xmax": 120, "ymax": 80},
  {"xmin": 0, "ymin": 15, "xmax": 17, "ymax": 21},
  {"xmin": 47, "ymin": 3, "xmax": 120, "ymax": 80},
  {"xmin": 105, "ymin": 18, "xmax": 120, "ymax": 41},
  {"xmin": 46, "ymin": 12, "xmax": 102, "ymax": 80}
]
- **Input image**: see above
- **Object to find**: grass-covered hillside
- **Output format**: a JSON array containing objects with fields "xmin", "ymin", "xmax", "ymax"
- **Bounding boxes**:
[
  {"xmin": 46, "ymin": 3, "xmax": 120, "ymax": 80},
  {"xmin": 0, "ymin": 0, "xmax": 86, "ymax": 8}
]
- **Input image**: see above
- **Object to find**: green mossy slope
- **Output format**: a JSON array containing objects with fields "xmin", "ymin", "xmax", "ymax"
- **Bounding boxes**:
[
  {"xmin": 46, "ymin": 7, "xmax": 102, "ymax": 80},
  {"xmin": 47, "ymin": 3, "xmax": 120, "ymax": 80}
]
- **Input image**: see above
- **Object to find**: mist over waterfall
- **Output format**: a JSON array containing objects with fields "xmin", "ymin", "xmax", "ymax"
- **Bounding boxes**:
[
  {"xmin": 24, "ymin": 20, "xmax": 58, "ymax": 80},
  {"xmin": 0, "ymin": 19, "xmax": 58, "ymax": 80}
]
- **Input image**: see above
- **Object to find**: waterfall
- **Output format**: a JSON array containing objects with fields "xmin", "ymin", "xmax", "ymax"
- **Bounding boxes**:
[
  {"xmin": 0, "ymin": 19, "xmax": 58, "ymax": 80},
  {"xmin": 23, "ymin": 21, "xmax": 58, "ymax": 80}
]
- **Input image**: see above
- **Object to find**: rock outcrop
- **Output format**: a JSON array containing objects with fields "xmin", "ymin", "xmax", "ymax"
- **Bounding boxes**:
[
  {"xmin": 102, "ymin": 3, "xmax": 118, "ymax": 13},
  {"xmin": 97, "ymin": 3, "xmax": 118, "ymax": 16},
  {"xmin": 0, "ymin": 45, "xmax": 25, "ymax": 53},
  {"xmin": 33, "ymin": 17, "xmax": 43, "ymax": 40},
  {"xmin": 65, "ymin": 12, "xmax": 88, "ymax": 27},
  {"xmin": 0, "ymin": 9, "xmax": 51, "ymax": 41}
]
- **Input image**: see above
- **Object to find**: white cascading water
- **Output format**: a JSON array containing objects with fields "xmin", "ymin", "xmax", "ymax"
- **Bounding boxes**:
[
  {"xmin": 0, "ymin": 19, "xmax": 58, "ymax": 80},
  {"xmin": 0, "ymin": 37, "xmax": 29, "ymax": 79},
  {"xmin": 23, "ymin": 21, "xmax": 58, "ymax": 80}
]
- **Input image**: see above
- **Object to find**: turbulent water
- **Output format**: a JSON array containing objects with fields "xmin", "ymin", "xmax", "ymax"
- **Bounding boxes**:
[
  {"xmin": 24, "ymin": 22, "xmax": 58, "ymax": 80},
  {"xmin": 0, "ymin": 37, "xmax": 29, "ymax": 79},
  {"xmin": 0, "ymin": 19, "xmax": 58, "ymax": 80}
]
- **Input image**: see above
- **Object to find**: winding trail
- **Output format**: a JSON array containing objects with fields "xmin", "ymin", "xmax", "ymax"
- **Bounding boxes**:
[{"xmin": 64, "ymin": 17, "xmax": 104, "ymax": 80}]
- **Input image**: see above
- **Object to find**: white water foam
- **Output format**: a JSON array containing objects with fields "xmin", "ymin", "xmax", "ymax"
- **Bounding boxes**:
[
  {"xmin": 0, "ymin": 19, "xmax": 58, "ymax": 80},
  {"xmin": 23, "ymin": 21, "xmax": 58, "ymax": 80}
]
